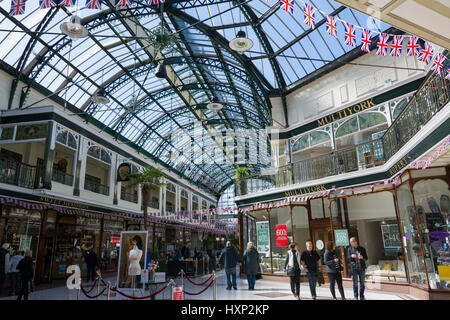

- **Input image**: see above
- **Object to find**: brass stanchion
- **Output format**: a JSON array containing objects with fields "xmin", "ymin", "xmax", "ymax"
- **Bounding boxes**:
[
  {"xmin": 107, "ymin": 281, "xmax": 111, "ymax": 300},
  {"xmin": 213, "ymin": 271, "xmax": 216, "ymax": 300},
  {"xmin": 181, "ymin": 269, "xmax": 184, "ymax": 289}
]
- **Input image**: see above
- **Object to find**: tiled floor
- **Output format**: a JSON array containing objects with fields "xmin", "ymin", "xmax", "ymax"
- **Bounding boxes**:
[{"xmin": 0, "ymin": 270, "xmax": 418, "ymax": 300}]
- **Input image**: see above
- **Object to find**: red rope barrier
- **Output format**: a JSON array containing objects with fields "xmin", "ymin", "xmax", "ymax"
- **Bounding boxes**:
[
  {"xmin": 183, "ymin": 273, "xmax": 213, "ymax": 286},
  {"xmin": 81, "ymin": 277, "xmax": 98, "ymax": 294},
  {"xmin": 183, "ymin": 278, "xmax": 215, "ymax": 296},
  {"xmin": 80, "ymin": 284, "xmax": 107, "ymax": 299},
  {"xmin": 110, "ymin": 284, "xmax": 168, "ymax": 300}
]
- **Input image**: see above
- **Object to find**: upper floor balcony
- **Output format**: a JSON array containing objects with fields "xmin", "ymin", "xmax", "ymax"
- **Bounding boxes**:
[{"xmin": 236, "ymin": 55, "xmax": 450, "ymax": 198}]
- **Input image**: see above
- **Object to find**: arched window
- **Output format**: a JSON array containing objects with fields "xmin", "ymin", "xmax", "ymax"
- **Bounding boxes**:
[
  {"xmin": 335, "ymin": 117, "xmax": 358, "ymax": 138},
  {"xmin": 87, "ymin": 144, "xmax": 111, "ymax": 164},
  {"xmin": 358, "ymin": 112, "xmax": 387, "ymax": 130},
  {"xmin": 56, "ymin": 128, "xmax": 78, "ymax": 150},
  {"xmin": 292, "ymin": 135, "xmax": 309, "ymax": 152}
]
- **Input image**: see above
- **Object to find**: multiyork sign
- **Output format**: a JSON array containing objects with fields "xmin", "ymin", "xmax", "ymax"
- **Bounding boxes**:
[
  {"xmin": 316, "ymin": 98, "xmax": 376, "ymax": 127},
  {"xmin": 284, "ymin": 184, "xmax": 327, "ymax": 197}
]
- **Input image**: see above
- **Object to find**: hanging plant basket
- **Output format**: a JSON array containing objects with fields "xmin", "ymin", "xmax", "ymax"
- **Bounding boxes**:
[{"xmin": 146, "ymin": 26, "xmax": 179, "ymax": 54}]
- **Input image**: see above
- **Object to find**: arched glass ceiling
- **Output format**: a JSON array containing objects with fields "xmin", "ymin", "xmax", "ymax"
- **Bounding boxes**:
[{"xmin": 0, "ymin": 0, "xmax": 392, "ymax": 196}]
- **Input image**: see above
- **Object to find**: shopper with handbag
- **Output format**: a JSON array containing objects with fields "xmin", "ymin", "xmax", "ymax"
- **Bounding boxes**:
[
  {"xmin": 324, "ymin": 241, "xmax": 346, "ymax": 300},
  {"xmin": 284, "ymin": 243, "xmax": 301, "ymax": 300},
  {"xmin": 243, "ymin": 242, "xmax": 259, "ymax": 290},
  {"xmin": 300, "ymin": 241, "xmax": 321, "ymax": 300}
]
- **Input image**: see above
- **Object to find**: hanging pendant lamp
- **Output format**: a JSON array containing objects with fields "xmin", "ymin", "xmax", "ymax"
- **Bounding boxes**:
[
  {"xmin": 155, "ymin": 64, "xmax": 167, "ymax": 79},
  {"xmin": 91, "ymin": 88, "xmax": 110, "ymax": 105},
  {"xmin": 60, "ymin": 15, "xmax": 88, "ymax": 39},
  {"xmin": 229, "ymin": 30, "xmax": 253, "ymax": 52},
  {"xmin": 206, "ymin": 97, "xmax": 223, "ymax": 111}
]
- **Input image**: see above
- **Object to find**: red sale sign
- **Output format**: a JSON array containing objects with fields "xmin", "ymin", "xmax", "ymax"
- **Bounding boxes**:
[
  {"xmin": 172, "ymin": 286, "xmax": 183, "ymax": 300},
  {"xmin": 276, "ymin": 224, "xmax": 289, "ymax": 247}
]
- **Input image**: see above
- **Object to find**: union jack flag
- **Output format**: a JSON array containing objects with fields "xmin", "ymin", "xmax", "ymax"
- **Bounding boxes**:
[
  {"xmin": 430, "ymin": 53, "xmax": 445, "ymax": 75},
  {"xmin": 39, "ymin": 0, "xmax": 57, "ymax": 8},
  {"xmin": 376, "ymin": 33, "xmax": 389, "ymax": 56},
  {"xmin": 446, "ymin": 68, "xmax": 450, "ymax": 81},
  {"xmin": 407, "ymin": 36, "xmax": 420, "ymax": 56},
  {"xmin": 59, "ymin": 0, "xmax": 75, "ymax": 6},
  {"xmin": 86, "ymin": 0, "xmax": 101, "ymax": 8},
  {"xmin": 344, "ymin": 22, "xmax": 356, "ymax": 47},
  {"xmin": 279, "ymin": 0, "xmax": 294, "ymax": 15},
  {"xmin": 9, "ymin": 0, "xmax": 26, "ymax": 15},
  {"xmin": 389, "ymin": 35, "xmax": 403, "ymax": 57},
  {"xmin": 303, "ymin": 3, "xmax": 316, "ymax": 29},
  {"xmin": 325, "ymin": 15, "xmax": 337, "ymax": 38},
  {"xmin": 115, "ymin": 0, "xmax": 132, "ymax": 6},
  {"xmin": 148, "ymin": 0, "xmax": 164, "ymax": 4},
  {"xmin": 360, "ymin": 28, "xmax": 372, "ymax": 53},
  {"xmin": 418, "ymin": 42, "xmax": 434, "ymax": 64}
]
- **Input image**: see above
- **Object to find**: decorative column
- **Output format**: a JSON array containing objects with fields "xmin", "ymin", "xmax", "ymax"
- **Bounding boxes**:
[
  {"xmin": 98, "ymin": 216, "xmax": 104, "ymax": 268},
  {"xmin": 73, "ymin": 136, "xmax": 84, "ymax": 196},
  {"xmin": 113, "ymin": 154, "xmax": 119, "ymax": 205},
  {"xmin": 391, "ymin": 187, "xmax": 410, "ymax": 283},
  {"xmin": 288, "ymin": 205, "xmax": 294, "ymax": 244},
  {"xmin": 238, "ymin": 209, "xmax": 244, "ymax": 275},
  {"xmin": 42, "ymin": 121, "xmax": 56, "ymax": 190},
  {"xmin": 34, "ymin": 209, "xmax": 48, "ymax": 284},
  {"xmin": 267, "ymin": 208, "xmax": 273, "ymax": 274}
]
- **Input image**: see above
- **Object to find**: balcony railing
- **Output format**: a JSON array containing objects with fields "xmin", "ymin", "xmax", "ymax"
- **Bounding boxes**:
[
  {"xmin": 120, "ymin": 189, "xmax": 138, "ymax": 203},
  {"xmin": 236, "ymin": 54, "xmax": 450, "ymax": 197},
  {"xmin": 52, "ymin": 169, "xmax": 74, "ymax": 186},
  {"xmin": 0, "ymin": 158, "xmax": 41, "ymax": 189},
  {"xmin": 149, "ymin": 200, "xmax": 159, "ymax": 209},
  {"xmin": 84, "ymin": 179, "xmax": 109, "ymax": 196}
]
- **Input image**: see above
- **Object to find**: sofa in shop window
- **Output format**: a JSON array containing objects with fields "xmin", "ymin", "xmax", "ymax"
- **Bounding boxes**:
[{"xmin": 365, "ymin": 259, "xmax": 407, "ymax": 282}]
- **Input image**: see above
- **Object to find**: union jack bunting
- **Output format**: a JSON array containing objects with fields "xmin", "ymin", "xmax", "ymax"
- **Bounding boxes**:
[
  {"xmin": 446, "ymin": 68, "xmax": 450, "ymax": 81},
  {"xmin": 115, "ymin": 0, "xmax": 132, "ymax": 6},
  {"xmin": 407, "ymin": 35, "xmax": 420, "ymax": 56},
  {"xmin": 344, "ymin": 22, "xmax": 356, "ymax": 47},
  {"xmin": 9, "ymin": 0, "xmax": 26, "ymax": 15},
  {"xmin": 279, "ymin": 0, "xmax": 294, "ymax": 15},
  {"xmin": 59, "ymin": 0, "xmax": 76, "ymax": 6},
  {"xmin": 325, "ymin": 15, "xmax": 338, "ymax": 36},
  {"xmin": 390, "ymin": 35, "xmax": 403, "ymax": 57},
  {"xmin": 430, "ymin": 53, "xmax": 445, "ymax": 74},
  {"xmin": 418, "ymin": 42, "xmax": 434, "ymax": 64},
  {"xmin": 85, "ymin": 0, "xmax": 101, "ymax": 8},
  {"xmin": 149, "ymin": 0, "xmax": 164, "ymax": 3},
  {"xmin": 376, "ymin": 33, "xmax": 389, "ymax": 56},
  {"xmin": 360, "ymin": 28, "xmax": 372, "ymax": 53},
  {"xmin": 39, "ymin": 0, "xmax": 57, "ymax": 9},
  {"xmin": 303, "ymin": 3, "xmax": 316, "ymax": 29}
]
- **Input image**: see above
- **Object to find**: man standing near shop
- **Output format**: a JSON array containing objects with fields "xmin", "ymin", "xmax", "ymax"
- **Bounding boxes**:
[
  {"xmin": 85, "ymin": 249, "xmax": 98, "ymax": 283},
  {"xmin": 347, "ymin": 237, "xmax": 368, "ymax": 300},
  {"xmin": 300, "ymin": 241, "xmax": 321, "ymax": 300},
  {"xmin": 0, "ymin": 243, "xmax": 11, "ymax": 296},
  {"xmin": 218, "ymin": 241, "xmax": 241, "ymax": 290}
]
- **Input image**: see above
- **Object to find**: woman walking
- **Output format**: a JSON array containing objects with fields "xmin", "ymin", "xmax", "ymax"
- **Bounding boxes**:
[
  {"xmin": 284, "ymin": 243, "xmax": 301, "ymax": 299},
  {"xmin": 324, "ymin": 241, "xmax": 346, "ymax": 300},
  {"xmin": 243, "ymin": 242, "xmax": 259, "ymax": 290}
]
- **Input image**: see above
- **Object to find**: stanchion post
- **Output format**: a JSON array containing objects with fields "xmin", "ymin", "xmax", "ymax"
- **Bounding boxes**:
[
  {"xmin": 181, "ymin": 269, "xmax": 184, "ymax": 289},
  {"xmin": 97, "ymin": 276, "xmax": 100, "ymax": 300},
  {"xmin": 213, "ymin": 271, "xmax": 216, "ymax": 300},
  {"xmin": 107, "ymin": 281, "xmax": 111, "ymax": 301},
  {"xmin": 77, "ymin": 287, "xmax": 81, "ymax": 300}
]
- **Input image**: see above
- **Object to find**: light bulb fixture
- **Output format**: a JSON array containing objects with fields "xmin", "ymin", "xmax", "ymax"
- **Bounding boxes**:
[
  {"xmin": 206, "ymin": 97, "xmax": 223, "ymax": 111},
  {"xmin": 166, "ymin": 150, "xmax": 176, "ymax": 159},
  {"xmin": 155, "ymin": 64, "xmax": 167, "ymax": 79},
  {"xmin": 91, "ymin": 89, "xmax": 110, "ymax": 105},
  {"xmin": 229, "ymin": 30, "xmax": 253, "ymax": 52},
  {"xmin": 60, "ymin": 15, "xmax": 88, "ymax": 39}
]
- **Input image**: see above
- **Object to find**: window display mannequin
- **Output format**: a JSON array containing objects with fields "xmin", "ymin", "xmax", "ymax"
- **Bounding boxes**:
[{"xmin": 128, "ymin": 236, "xmax": 143, "ymax": 294}]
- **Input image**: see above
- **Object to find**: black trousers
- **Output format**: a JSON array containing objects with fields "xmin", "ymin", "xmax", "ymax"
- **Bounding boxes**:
[
  {"xmin": 289, "ymin": 271, "xmax": 301, "ymax": 295},
  {"xmin": 17, "ymin": 275, "xmax": 30, "ymax": 301},
  {"xmin": 327, "ymin": 272, "xmax": 345, "ymax": 299}
]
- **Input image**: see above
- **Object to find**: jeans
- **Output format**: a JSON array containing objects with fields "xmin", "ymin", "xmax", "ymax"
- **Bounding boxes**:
[
  {"xmin": 351, "ymin": 267, "xmax": 366, "ymax": 298},
  {"xmin": 327, "ymin": 272, "xmax": 345, "ymax": 299},
  {"xmin": 247, "ymin": 274, "xmax": 256, "ymax": 290},
  {"xmin": 225, "ymin": 267, "xmax": 237, "ymax": 289},
  {"xmin": 306, "ymin": 272, "xmax": 317, "ymax": 297},
  {"xmin": 9, "ymin": 272, "xmax": 20, "ymax": 295},
  {"xmin": 86, "ymin": 266, "xmax": 96, "ymax": 282},
  {"xmin": 289, "ymin": 270, "xmax": 301, "ymax": 296},
  {"xmin": 17, "ymin": 275, "xmax": 30, "ymax": 301}
]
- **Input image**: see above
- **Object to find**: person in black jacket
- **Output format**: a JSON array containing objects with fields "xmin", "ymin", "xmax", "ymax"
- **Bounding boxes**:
[
  {"xmin": 324, "ymin": 241, "xmax": 346, "ymax": 300},
  {"xmin": 218, "ymin": 241, "xmax": 241, "ymax": 290},
  {"xmin": 0, "ymin": 243, "xmax": 11, "ymax": 296},
  {"xmin": 347, "ymin": 237, "xmax": 368, "ymax": 300},
  {"xmin": 284, "ymin": 243, "xmax": 301, "ymax": 299},
  {"xmin": 243, "ymin": 242, "xmax": 259, "ymax": 290},
  {"xmin": 85, "ymin": 250, "xmax": 98, "ymax": 283},
  {"xmin": 17, "ymin": 250, "xmax": 34, "ymax": 301},
  {"xmin": 300, "ymin": 241, "xmax": 321, "ymax": 300}
]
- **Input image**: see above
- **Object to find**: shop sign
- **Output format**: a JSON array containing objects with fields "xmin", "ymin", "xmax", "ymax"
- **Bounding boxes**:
[
  {"xmin": 172, "ymin": 286, "xmax": 183, "ymax": 300},
  {"xmin": 334, "ymin": 229, "xmax": 349, "ymax": 247},
  {"xmin": 117, "ymin": 163, "xmax": 131, "ymax": 182},
  {"xmin": 381, "ymin": 224, "xmax": 402, "ymax": 250},
  {"xmin": 39, "ymin": 197, "xmax": 89, "ymax": 210},
  {"xmin": 275, "ymin": 224, "xmax": 289, "ymax": 247},
  {"xmin": 15, "ymin": 124, "xmax": 47, "ymax": 141},
  {"xmin": 256, "ymin": 221, "xmax": 270, "ymax": 253},
  {"xmin": 429, "ymin": 231, "xmax": 450, "ymax": 240},
  {"xmin": 284, "ymin": 184, "xmax": 326, "ymax": 197},
  {"xmin": 19, "ymin": 235, "xmax": 32, "ymax": 251},
  {"xmin": 110, "ymin": 236, "xmax": 120, "ymax": 244},
  {"xmin": 438, "ymin": 266, "xmax": 450, "ymax": 281},
  {"xmin": 316, "ymin": 98, "xmax": 375, "ymax": 127}
]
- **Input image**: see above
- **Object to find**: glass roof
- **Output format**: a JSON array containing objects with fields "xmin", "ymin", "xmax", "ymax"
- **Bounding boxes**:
[{"xmin": 0, "ymin": 0, "xmax": 391, "ymax": 196}]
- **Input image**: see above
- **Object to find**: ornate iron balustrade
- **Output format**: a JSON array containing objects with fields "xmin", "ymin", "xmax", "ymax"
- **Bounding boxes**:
[
  {"xmin": 52, "ymin": 169, "xmax": 74, "ymax": 186},
  {"xmin": 0, "ymin": 158, "xmax": 41, "ymax": 189},
  {"xmin": 84, "ymin": 178, "xmax": 110, "ymax": 196}
]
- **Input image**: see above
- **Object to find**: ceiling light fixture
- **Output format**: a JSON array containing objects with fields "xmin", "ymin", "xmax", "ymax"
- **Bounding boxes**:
[
  {"xmin": 155, "ymin": 63, "xmax": 167, "ymax": 79},
  {"xmin": 60, "ymin": 15, "xmax": 88, "ymax": 39},
  {"xmin": 91, "ymin": 89, "xmax": 110, "ymax": 105},
  {"xmin": 229, "ymin": 30, "xmax": 253, "ymax": 52},
  {"xmin": 206, "ymin": 97, "xmax": 223, "ymax": 111}
]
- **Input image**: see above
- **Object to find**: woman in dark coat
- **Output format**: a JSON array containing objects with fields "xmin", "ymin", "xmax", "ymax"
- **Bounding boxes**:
[
  {"xmin": 243, "ymin": 242, "xmax": 259, "ymax": 290},
  {"xmin": 324, "ymin": 241, "xmax": 346, "ymax": 300}
]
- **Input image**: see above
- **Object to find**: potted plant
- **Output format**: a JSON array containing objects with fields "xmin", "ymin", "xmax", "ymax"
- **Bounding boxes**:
[
  {"xmin": 128, "ymin": 166, "xmax": 165, "ymax": 230},
  {"xmin": 234, "ymin": 167, "xmax": 249, "ymax": 195}
]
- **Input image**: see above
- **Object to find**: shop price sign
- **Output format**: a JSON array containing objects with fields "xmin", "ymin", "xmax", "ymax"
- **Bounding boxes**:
[
  {"xmin": 334, "ymin": 229, "xmax": 349, "ymax": 247},
  {"xmin": 275, "ymin": 224, "xmax": 289, "ymax": 247},
  {"xmin": 256, "ymin": 221, "xmax": 270, "ymax": 253},
  {"xmin": 172, "ymin": 286, "xmax": 183, "ymax": 300}
]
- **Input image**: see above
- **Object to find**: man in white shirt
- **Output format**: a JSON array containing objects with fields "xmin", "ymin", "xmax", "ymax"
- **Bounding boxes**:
[{"xmin": 9, "ymin": 250, "xmax": 24, "ymax": 296}]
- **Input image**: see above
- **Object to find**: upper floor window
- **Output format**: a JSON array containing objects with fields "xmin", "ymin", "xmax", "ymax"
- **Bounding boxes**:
[
  {"xmin": 192, "ymin": 195, "xmax": 198, "ymax": 204},
  {"xmin": 56, "ymin": 125, "xmax": 78, "ymax": 150},
  {"xmin": 181, "ymin": 189, "xmax": 188, "ymax": 199},
  {"xmin": 166, "ymin": 182, "xmax": 176, "ymax": 193},
  {"xmin": 87, "ymin": 142, "xmax": 112, "ymax": 164}
]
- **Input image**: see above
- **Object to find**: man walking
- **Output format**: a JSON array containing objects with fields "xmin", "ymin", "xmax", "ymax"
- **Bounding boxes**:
[
  {"xmin": 218, "ymin": 241, "xmax": 241, "ymax": 290},
  {"xmin": 85, "ymin": 250, "xmax": 98, "ymax": 283},
  {"xmin": 301, "ymin": 241, "xmax": 321, "ymax": 300},
  {"xmin": 347, "ymin": 237, "xmax": 368, "ymax": 300}
]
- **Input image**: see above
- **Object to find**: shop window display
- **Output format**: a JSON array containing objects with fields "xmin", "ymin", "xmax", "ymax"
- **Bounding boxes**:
[
  {"xmin": 102, "ymin": 218, "xmax": 125, "ymax": 273},
  {"xmin": 412, "ymin": 179, "xmax": 450, "ymax": 289},
  {"xmin": 397, "ymin": 184, "xmax": 428, "ymax": 288},
  {"xmin": 249, "ymin": 210, "xmax": 271, "ymax": 274},
  {"xmin": 269, "ymin": 207, "xmax": 292, "ymax": 274}
]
